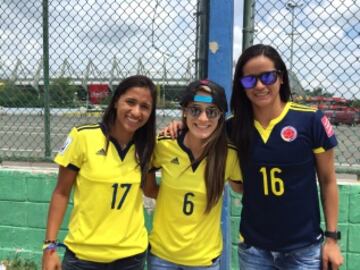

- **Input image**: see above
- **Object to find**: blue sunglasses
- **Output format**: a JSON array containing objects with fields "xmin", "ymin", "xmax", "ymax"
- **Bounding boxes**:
[{"xmin": 240, "ymin": 70, "xmax": 281, "ymax": 89}]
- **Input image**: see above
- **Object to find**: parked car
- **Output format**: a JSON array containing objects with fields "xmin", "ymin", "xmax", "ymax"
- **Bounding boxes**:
[
  {"xmin": 300, "ymin": 96, "xmax": 359, "ymax": 125},
  {"xmin": 324, "ymin": 110, "xmax": 360, "ymax": 125}
]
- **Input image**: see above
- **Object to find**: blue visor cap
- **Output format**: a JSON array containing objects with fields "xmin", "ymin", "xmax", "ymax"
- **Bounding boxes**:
[
  {"xmin": 193, "ymin": 95, "xmax": 213, "ymax": 103},
  {"xmin": 180, "ymin": 79, "xmax": 228, "ymax": 112}
]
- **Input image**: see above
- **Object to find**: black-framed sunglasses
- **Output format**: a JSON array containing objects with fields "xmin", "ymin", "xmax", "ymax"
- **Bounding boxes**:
[
  {"xmin": 185, "ymin": 106, "xmax": 222, "ymax": 119},
  {"xmin": 240, "ymin": 70, "xmax": 281, "ymax": 90}
]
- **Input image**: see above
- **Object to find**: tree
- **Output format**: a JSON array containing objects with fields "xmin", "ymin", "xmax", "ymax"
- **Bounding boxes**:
[
  {"xmin": 0, "ymin": 80, "xmax": 41, "ymax": 107},
  {"xmin": 304, "ymin": 87, "xmax": 333, "ymax": 97},
  {"xmin": 48, "ymin": 77, "xmax": 79, "ymax": 108},
  {"xmin": 350, "ymin": 99, "xmax": 360, "ymax": 109},
  {"xmin": 0, "ymin": 78, "xmax": 82, "ymax": 108},
  {"xmin": 288, "ymin": 70, "xmax": 305, "ymax": 96}
]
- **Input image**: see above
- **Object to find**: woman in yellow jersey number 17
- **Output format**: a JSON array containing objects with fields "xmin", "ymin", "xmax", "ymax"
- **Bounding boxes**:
[
  {"xmin": 144, "ymin": 80, "xmax": 243, "ymax": 270},
  {"xmin": 42, "ymin": 75, "xmax": 157, "ymax": 270}
]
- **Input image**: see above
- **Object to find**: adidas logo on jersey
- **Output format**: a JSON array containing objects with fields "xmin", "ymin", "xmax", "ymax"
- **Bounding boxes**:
[
  {"xmin": 96, "ymin": 148, "xmax": 106, "ymax": 156},
  {"xmin": 171, "ymin": 157, "xmax": 179, "ymax": 164}
]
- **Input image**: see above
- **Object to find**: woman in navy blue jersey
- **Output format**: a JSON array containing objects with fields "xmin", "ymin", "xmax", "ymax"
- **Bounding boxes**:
[{"xmin": 230, "ymin": 44, "xmax": 343, "ymax": 270}]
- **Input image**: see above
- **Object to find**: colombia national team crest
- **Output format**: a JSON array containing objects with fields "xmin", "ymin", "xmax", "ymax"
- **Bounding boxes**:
[{"xmin": 280, "ymin": 126, "xmax": 298, "ymax": 142}]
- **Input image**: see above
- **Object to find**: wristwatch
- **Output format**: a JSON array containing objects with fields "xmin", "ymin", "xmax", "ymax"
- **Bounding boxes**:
[{"xmin": 324, "ymin": 230, "xmax": 341, "ymax": 240}]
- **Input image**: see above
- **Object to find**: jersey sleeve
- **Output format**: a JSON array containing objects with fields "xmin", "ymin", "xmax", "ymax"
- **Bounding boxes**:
[
  {"xmin": 54, "ymin": 127, "xmax": 85, "ymax": 169},
  {"xmin": 312, "ymin": 110, "xmax": 338, "ymax": 153},
  {"xmin": 225, "ymin": 147, "xmax": 242, "ymax": 182}
]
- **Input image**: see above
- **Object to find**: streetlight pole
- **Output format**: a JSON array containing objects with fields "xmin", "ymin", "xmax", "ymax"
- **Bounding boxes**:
[{"xmin": 286, "ymin": 1, "xmax": 303, "ymax": 71}]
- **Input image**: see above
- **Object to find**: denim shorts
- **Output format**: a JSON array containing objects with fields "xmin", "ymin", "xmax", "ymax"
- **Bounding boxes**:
[
  {"xmin": 62, "ymin": 248, "xmax": 146, "ymax": 270},
  {"xmin": 147, "ymin": 252, "xmax": 220, "ymax": 270},
  {"xmin": 238, "ymin": 241, "xmax": 322, "ymax": 270}
]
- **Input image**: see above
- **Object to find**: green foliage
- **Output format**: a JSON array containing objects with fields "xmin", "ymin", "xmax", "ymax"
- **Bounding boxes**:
[
  {"xmin": 0, "ymin": 78, "xmax": 82, "ymax": 108},
  {"xmin": 304, "ymin": 87, "xmax": 333, "ymax": 97},
  {"xmin": 99, "ymin": 93, "xmax": 112, "ymax": 106},
  {"xmin": 157, "ymin": 100, "xmax": 179, "ymax": 109},
  {"xmin": 77, "ymin": 86, "xmax": 87, "ymax": 102},
  {"xmin": 1, "ymin": 254, "xmax": 38, "ymax": 270},
  {"xmin": 48, "ymin": 77, "xmax": 79, "ymax": 108},
  {"xmin": 0, "ymin": 81, "xmax": 42, "ymax": 107},
  {"xmin": 350, "ymin": 99, "xmax": 360, "ymax": 108}
]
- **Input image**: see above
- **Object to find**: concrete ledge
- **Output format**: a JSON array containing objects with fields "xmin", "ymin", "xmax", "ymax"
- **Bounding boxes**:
[{"xmin": 0, "ymin": 161, "xmax": 57, "ymax": 173}]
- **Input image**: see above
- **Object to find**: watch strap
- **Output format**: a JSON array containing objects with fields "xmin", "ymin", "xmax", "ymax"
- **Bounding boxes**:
[{"xmin": 324, "ymin": 230, "xmax": 341, "ymax": 240}]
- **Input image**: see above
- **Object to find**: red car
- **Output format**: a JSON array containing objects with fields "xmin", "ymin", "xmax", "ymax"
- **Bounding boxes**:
[
  {"xmin": 302, "ymin": 96, "xmax": 359, "ymax": 125},
  {"xmin": 324, "ymin": 109, "xmax": 360, "ymax": 125}
]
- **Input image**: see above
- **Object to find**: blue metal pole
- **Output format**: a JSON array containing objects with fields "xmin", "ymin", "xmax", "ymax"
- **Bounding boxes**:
[
  {"xmin": 208, "ymin": 1, "xmax": 234, "ymax": 269},
  {"xmin": 207, "ymin": 0, "xmax": 234, "ymax": 110}
]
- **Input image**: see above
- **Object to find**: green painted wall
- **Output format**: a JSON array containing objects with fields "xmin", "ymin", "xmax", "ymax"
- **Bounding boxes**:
[
  {"xmin": 0, "ymin": 169, "xmax": 359, "ymax": 269},
  {"xmin": 0, "ymin": 169, "xmax": 154, "ymax": 268},
  {"xmin": 0, "ymin": 170, "xmax": 69, "ymax": 266}
]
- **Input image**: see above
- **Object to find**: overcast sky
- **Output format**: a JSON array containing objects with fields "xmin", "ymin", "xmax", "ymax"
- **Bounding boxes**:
[{"xmin": 0, "ymin": 0, "xmax": 200, "ymax": 81}]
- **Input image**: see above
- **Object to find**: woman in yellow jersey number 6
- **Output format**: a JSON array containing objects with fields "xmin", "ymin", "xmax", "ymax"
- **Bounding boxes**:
[
  {"xmin": 144, "ymin": 79, "xmax": 243, "ymax": 270},
  {"xmin": 42, "ymin": 75, "xmax": 157, "ymax": 270}
]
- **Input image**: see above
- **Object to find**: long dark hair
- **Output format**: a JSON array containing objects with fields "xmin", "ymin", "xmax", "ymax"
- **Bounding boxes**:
[
  {"xmin": 181, "ymin": 80, "xmax": 228, "ymax": 213},
  {"xmin": 102, "ymin": 75, "xmax": 157, "ymax": 186},
  {"xmin": 230, "ymin": 44, "xmax": 291, "ymax": 166}
]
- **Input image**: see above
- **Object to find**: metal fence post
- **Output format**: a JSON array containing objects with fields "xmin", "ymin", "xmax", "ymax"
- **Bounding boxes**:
[
  {"xmin": 195, "ymin": 0, "xmax": 209, "ymax": 79},
  {"xmin": 242, "ymin": 0, "xmax": 255, "ymax": 50},
  {"xmin": 42, "ymin": 0, "xmax": 51, "ymax": 159},
  {"xmin": 221, "ymin": 185, "xmax": 232, "ymax": 270}
]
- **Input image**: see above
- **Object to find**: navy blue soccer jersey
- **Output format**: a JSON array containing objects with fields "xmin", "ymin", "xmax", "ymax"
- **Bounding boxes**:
[{"xmin": 228, "ymin": 102, "xmax": 338, "ymax": 251}]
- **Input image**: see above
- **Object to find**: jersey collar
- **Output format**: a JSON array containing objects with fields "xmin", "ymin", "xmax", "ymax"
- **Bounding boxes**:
[
  {"xmin": 254, "ymin": 101, "xmax": 292, "ymax": 144},
  {"xmin": 177, "ymin": 131, "xmax": 202, "ymax": 172},
  {"xmin": 110, "ymin": 137, "xmax": 134, "ymax": 161},
  {"xmin": 99, "ymin": 122, "xmax": 134, "ymax": 161}
]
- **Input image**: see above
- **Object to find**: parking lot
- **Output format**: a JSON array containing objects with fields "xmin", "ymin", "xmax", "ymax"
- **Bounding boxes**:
[
  {"xmin": 0, "ymin": 109, "xmax": 180, "ymax": 159},
  {"xmin": 0, "ymin": 110, "xmax": 359, "ymax": 168}
]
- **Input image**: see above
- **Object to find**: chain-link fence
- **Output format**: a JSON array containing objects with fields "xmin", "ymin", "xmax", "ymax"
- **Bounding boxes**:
[
  {"xmin": 1, "ymin": 0, "xmax": 359, "ymax": 171},
  {"xmin": 0, "ymin": 0, "xmax": 205, "ymax": 161},
  {"xmin": 242, "ymin": 0, "xmax": 360, "ymax": 172}
]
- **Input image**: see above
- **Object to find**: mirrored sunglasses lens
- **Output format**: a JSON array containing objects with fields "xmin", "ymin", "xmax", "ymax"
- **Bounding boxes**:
[
  {"xmin": 205, "ymin": 108, "xmax": 220, "ymax": 119},
  {"xmin": 189, "ymin": 107, "xmax": 201, "ymax": 117},
  {"xmin": 260, "ymin": 71, "xmax": 277, "ymax": 85},
  {"xmin": 240, "ymin": 76, "xmax": 256, "ymax": 89}
]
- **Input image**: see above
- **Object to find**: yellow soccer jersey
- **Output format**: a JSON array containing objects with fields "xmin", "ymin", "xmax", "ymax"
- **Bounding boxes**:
[
  {"xmin": 54, "ymin": 124, "xmax": 147, "ymax": 262},
  {"xmin": 149, "ymin": 132, "xmax": 242, "ymax": 266}
]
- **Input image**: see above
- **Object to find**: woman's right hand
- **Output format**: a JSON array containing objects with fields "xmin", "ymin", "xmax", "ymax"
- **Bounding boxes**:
[
  {"xmin": 159, "ymin": 120, "xmax": 183, "ymax": 139},
  {"xmin": 42, "ymin": 250, "xmax": 62, "ymax": 270}
]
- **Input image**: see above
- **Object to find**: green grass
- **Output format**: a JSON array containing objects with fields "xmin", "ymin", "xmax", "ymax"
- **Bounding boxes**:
[{"xmin": 1, "ymin": 254, "xmax": 38, "ymax": 270}]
